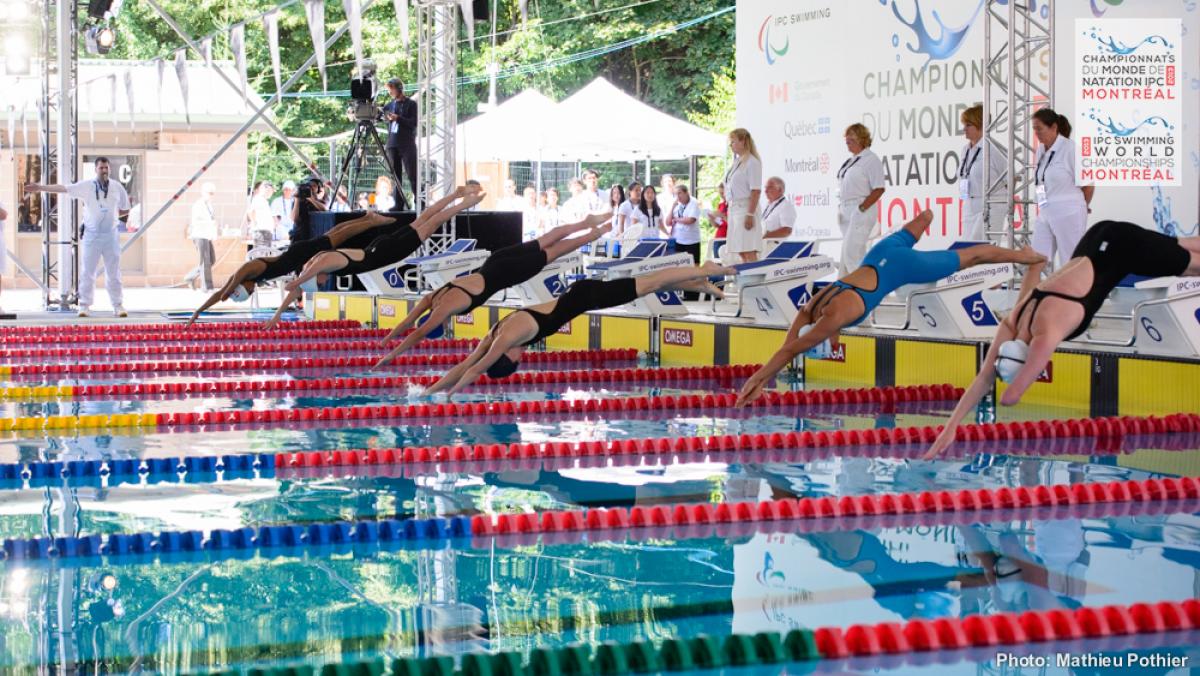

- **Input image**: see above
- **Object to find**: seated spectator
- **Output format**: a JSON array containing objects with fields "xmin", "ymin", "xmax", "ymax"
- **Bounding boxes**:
[{"xmin": 761, "ymin": 176, "xmax": 796, "ymax": 241}]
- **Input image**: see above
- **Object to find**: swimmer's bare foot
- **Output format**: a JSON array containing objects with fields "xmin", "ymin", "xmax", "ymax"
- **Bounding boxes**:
[
  {"xmin": 703, "ymin": 281, "xmax": 725, "ymax": 299},
  {"xmin": 583, "ymin": 211, "xmax": 613, "ymax": 228},
  {"xmin": 699, "ymin": 260, "xmax": 734, "ymax": 276},
  {"xmin": 592, "ymin": 223, "xmax": 613, "ymax": 237},
  {"xmin": 460, "ymin": 192, "xmax": 486, "ymax": 208},
  {"xmin": 1016, "ymin": 245, "xmax": 1047, "ymax": 266}
]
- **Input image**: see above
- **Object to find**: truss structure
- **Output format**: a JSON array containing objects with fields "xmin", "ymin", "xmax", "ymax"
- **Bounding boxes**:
[
  {"xmin": 40, "ymin": 0, "xmax": 80, "ymax": 309},
  {"xmin": 414, "ymin": 0, "xmax": 460, "ymax": 256},
  {"xmin": 982, "ymin": 0, "xmax": 1055, "ymax": 249}
]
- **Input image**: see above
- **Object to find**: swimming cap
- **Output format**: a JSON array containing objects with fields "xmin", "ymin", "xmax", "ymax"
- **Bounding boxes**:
[
  {"xmin": 485, "ymin": 355, "xmax": 520, "ymax": 380},
  {"xmin": 995, "ymin": 340, "xmax": 1029, "ymax": 383},
  {"xmin": 299, "ymin": 277, "xmax": 320, "ymax": 293},
  {"xmin": 229, "ymin": 284, "xmax": 252, "ymax": 303}
]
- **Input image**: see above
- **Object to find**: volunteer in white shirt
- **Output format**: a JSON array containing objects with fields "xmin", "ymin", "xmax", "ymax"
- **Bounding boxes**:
[
  {"xmin": 1031, "ymin": 107, "xmax": 1094, "ymax": 268},
  {"xmin": 723, "ymin": 128, "xmax": 764, "ymax": 263},
  {"xmin": 539, "ymin": 187, "xmax": 562, "ymax": 235},
  {"xmin": 657, "ymin": 174, "xmax": 677, "ymax": 216},
  {"xmin": 246, "ymin": 180, "xmax": 275, "ymax": 250},
  {"xmin": 616, "ymin": 182, "xmax": 644, "ymax": 238},
  {"xmin": 496, "ymin": 178, "xmax": 523, "ymax": 212},
  {"xmin": 581, "ymin": 169, "xmax": 605, "ymax": 214},
  {"xmin": 761, "ymin": 176, "xmax": 797, "ymax": 242},
  {"xmin": 562, "ymin": 179, "xmax": 588, "ymax": 223},
  {"xmin": 664, "ymin": 185, "xmax": 703, "ymax": 300},
  {"xmin": 836, "ymin": 123, "xmax": 887, "ymax": 275},
  {"xmin": 957, "ymin": 105, "xmax": 1008, "ymax": 241},
  {"xmin": 26, "ymin": 156, "xmax": 132, "ymax": 317},
  {"xmin": 186, "ymin": 182, "xmax": 219, "ymax": 292},
  {"xmin": 270, "ymin": 180, "xmax": 297, "ymax": 246},
  {"xmin": 521, "ymin": 186, "xmax": 540, "ymax": 240}
]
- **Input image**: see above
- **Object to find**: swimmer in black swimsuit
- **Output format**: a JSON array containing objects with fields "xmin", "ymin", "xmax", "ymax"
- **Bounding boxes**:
[
  {"xmin": 927, "ymin": 220, "xmax": 1200, "ymax": 458},
  {"xmin": 425, "ymin": 261, "xmax": 733, "ymax": 395},
  {"xmin": 186, "ymin": 196, "xmax": 396, "ymax": 328},
  {"xmin": 284, "ymin": 185, "xmax": 484, "ymax": 297},
  {"xmin": 373, "ymin": 211, "xmax": 615, "ymax": 367}
]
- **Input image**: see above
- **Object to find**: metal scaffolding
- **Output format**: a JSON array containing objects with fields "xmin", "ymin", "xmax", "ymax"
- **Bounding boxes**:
[
  {"xmin": 414, "ymin": 0, "xmax": 460, "ymax": 256},
  {"xmin": 40, "ymin": 0, "xmax": 80, "ymax": 310},
  {"xmin": 982, "ymin": 0, "xmax": 1054, "ymax": 249}
]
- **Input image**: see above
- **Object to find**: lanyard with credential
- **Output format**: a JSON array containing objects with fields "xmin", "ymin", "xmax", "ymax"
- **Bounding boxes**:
[
  {"xmin": 960, "ymin": 146, "xmax": 982, "ymax": 178},
  {"xmin": 723, "ymin": 157, "xmax": 743, "ymax": 186},
  {"xmin": 94, "ymin": 179, "xmax": 110, "ymax": 202},
  {"xmin": 763, "ymin": 197, "xmax": 785, "ymax": 221},
  {"xmin": 837, "ymin": 155, "xmax": 861, "ymax": 180},
  {"xmin": 1035, "ymin": 150, "xmax": 1056, "ymax": 185}
]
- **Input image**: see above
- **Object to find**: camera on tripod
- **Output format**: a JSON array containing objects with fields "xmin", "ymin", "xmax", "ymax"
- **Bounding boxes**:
[{"xmin": 348, "ymin": 59, "xmax": 381, "ymax": 122}]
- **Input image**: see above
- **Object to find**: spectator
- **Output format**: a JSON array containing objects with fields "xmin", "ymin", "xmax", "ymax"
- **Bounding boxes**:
[
  {"xmin": 374, "ymin": 175, "xmax": 396, "ymax": 212},
  {"xmin": 582, "ymin": 169, "xmax": 605, "ymax": 213},
  {"xmin": 356, "ymin": 192, "xmax": 371, "ymax": 211},
  {"xmin": 639, "ymin": 186, "xmax": 664, "ymax": 239},
  {"xmin": 185, "ymin": 181, "xmax": 219, "ymax": 291},
  {"xmin": 497, "ymin": 178, "xmax": 523, "ymax": 211},
  {"xmin": 618, "ymin": 181, "xmax": 644, "ymax": 237},
  {"xmin": 288, "ymin": 177, "xmax": 326, "ymax": 243},
  {"xmin": 562, "ymin": 178, "xmax": 587, "ymax": 221},
  {"xmin": 331, "ymin": 185, "xmax": 352, "ymax": 213},
  {"xmin": 540, "ymin": 187, "xmax": 561, "ymax": 234},
  {"xmin": 607, "ymin": 184, "xmax": 626, "ymax": 232},
  {"xmin": 761, "ymin": 176, "xmax": 796, "ymax": 240},
  {"xmin": 383, "ymin": 77, "xmax": 418, "ymax": 207},
  {"xmin": 522, "ymin": 185, "xmax": 539, "ymax": 240},
  {"xmin": 666, "ymin": 185, "xmax": 702, "ymax": 299},
  {"xmin": 245, "ymin": 180, "xmax": 275, "ymax": 250},
  {"xmin": 657, "ymin": 174, "xmax": 677, "ymax": 215},
  {"xmin": 707, "ymin": 182, "xmax": 731, "ymax": 264},
  {"xmin": 271, "ymin": 180, "xmax": 297, "ymax": 247}
]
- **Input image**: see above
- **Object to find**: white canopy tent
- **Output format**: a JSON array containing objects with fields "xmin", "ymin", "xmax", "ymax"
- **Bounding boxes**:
[{"xmin": 454, "ymin": 78, "xmax": 727, "ymax": 163}]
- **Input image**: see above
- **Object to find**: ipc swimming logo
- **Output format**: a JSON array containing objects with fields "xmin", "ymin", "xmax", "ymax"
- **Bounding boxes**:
[{"xmin": 757, "ymin": 16, "xmax": 790, "ymax": 65}]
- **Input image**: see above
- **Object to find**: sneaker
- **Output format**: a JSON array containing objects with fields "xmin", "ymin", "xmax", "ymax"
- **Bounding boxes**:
[
  {"xmin": 114, "ymin": 306, "xmax": 128, "ymax": 318},
  {"xmin": 78, "ymin": 308, "xmax": 90, "ymax": 318}
]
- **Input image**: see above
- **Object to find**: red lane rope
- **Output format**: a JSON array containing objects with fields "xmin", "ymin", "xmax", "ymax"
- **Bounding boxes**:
[
  {"xmin": 2, "ymin": 348, "xmax": 639, "ymax": 376},
  {"xmin": 0, "ymin": 320, "xmax": 359, "ymax": 335},
  {"xmin": 0, "ymin": 327, "xmax": 392, "ymax": 345},
  {"xmin": 0, "ymin": 338, "xmax": 480, "ymax": 360},
  {"xmin": 53, "ymin": 365, "xmax": 757, "ymax": 400}
]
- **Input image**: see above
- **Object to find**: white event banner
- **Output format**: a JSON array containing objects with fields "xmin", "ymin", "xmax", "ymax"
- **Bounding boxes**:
[{"xmin": 1074, "ymin": 18, "xmax": 1182, "ymax": 187}]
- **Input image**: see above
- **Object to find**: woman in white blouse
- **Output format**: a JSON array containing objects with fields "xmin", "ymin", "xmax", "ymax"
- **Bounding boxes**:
[
  {"xmin": 1031, "ymin": 107, "xmax": 1094, "ymax": 268},
  {"xmin": 836, "ymin": 123, "xmax": 886, "ymax": 275},
  {"xmin": 723, "ymin": 128, "xmax": 763, "ymax": 263},
  {"xmin": 958, "ymin": 105, "xmax": 1008, "ymax": 241}
]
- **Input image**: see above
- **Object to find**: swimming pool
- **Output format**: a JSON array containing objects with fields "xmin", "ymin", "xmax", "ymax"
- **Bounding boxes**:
[{"xmin": 0, "ymin": 321, "xmax": 1197, "ymax": 674}]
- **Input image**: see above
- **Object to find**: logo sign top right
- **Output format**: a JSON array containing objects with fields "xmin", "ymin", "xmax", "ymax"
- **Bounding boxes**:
[{"xmin": 1075, "ymin": 18, "xmax": 1181, "ymax": 187}]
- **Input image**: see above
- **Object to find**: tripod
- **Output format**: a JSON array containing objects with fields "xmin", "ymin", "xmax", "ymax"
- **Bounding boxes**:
[{"xmin": 330, "ymin": 116, "xmax": 410, "ymax": 212}]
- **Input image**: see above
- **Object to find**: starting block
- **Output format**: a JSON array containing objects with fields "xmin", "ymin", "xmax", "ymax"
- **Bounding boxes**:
[
  {"xmin": 1091, "ymin": 276, "xmax": 1200, "ymax": 357},
  {"xmin": 356, "ymin": 239, "xmax": 486, "ymax": 295},
  {"xmin": 588, "ymin": 239, "xmax": 693, "ymax": 316},
  {"xmin": 729, "ymin": 241, "xmax": 835, "ymax": 326},
  {"xmin": 519, "ymin": 250, "xmax": 584, "ymax": 303},
  {"xmin": 870, "ymin": 241, "xmax": 1012, "ymax": 339}
]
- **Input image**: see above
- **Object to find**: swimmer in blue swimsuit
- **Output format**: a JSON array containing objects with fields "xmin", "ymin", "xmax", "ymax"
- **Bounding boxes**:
[{"xmin": 736, "ymin": 209, "xmax": 1046, "ymax": 407}]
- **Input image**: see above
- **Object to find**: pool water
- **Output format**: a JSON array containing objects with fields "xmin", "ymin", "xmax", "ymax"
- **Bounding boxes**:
[{"xmin": 0, "ymin": 326, "xmax": 1197, "ymax": 674}]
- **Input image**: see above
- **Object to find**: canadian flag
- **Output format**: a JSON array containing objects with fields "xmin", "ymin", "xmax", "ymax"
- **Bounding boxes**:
[{"xmin": 768, "ymin": 82, "xmax": 788, "ymax": 104}]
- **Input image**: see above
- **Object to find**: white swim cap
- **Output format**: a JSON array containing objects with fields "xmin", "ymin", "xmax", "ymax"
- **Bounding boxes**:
[
  {"xmin": 995, "ymin": 340, "xmax": 1029, "ymax": 383},
  {"xmin": 299, "ymin": 277, "xmax": 320, "ymax": 293},
  {"xmin": 229, "ymin": 284, "xmax": 252, "ymax": 303}
]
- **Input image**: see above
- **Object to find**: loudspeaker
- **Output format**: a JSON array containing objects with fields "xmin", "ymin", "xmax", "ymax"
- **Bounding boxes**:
[{"xmin": 471, "ymin": 0, "xmax": 489, "ymax": 22}]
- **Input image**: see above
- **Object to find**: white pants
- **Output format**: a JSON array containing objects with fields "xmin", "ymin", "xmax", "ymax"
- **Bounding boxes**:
[
  {"xmin": 1031, "ymin": 202, "xmax": 1088, "ymax": 269},
  {"xmin": 79, "ymin": 230, "xmax": 123, "ymax": 308},
  {"xmin": 837, "ymin": 200, "xmax": 877, "ymax": 275},
  {"xmin": 726, "ymin": 200, "xmax": 762, "ymax": 255},
  {"xmin": 963, "ymin": 202, "xmax": 1007, "ymax": 241}
]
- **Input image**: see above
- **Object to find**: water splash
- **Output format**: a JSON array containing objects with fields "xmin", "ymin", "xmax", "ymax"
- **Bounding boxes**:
[
  {"xmin": 1085, "ymin": 108, "xmax": 1174, "ymax": 137},
  {"xmin": 1083, "ymin": 26, "xmax": 1174, "ymax": 54},
  {"xmin": 1151, "ymin": 186, "xmax": 1197, "ymax": 237},
  {"xmin": 890, "ymin": 0, "xmax": 987, "ymax": 67}
]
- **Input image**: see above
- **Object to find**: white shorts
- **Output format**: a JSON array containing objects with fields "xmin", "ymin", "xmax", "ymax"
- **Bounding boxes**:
[{"xmin": 726, "ymin": 201, "xmax": 762, "ymax": 254}]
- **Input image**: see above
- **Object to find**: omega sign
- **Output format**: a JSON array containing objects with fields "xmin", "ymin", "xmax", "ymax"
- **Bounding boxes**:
[
  {"xmin": 455, "ymin": 314, "xmax": 474, "ymax": 325},
  {"xmin": 663, "ymin": 328, "xmax": 694, "ymax": 347}
]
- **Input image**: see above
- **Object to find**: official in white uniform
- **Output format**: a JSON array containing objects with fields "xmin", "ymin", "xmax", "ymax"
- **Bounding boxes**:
[
  {"xmin": 959, "ymin": 104, "xmax": 1008, "ymax": 241},
  {"xmin": 26, "ymin": 156, "xmax": 131, "ymax": 317},
  {"xmin": 760, "ymin": 176, "xmax": 797, "ymax": 245},
  {"xmin": 723, "ymin": 128, "xmax": 763, "ymax": 263},
  {"xmin": 1031, "ymin": 107, "xmax": 1094, "ymax": 268},
  {"xmin": 836, "ymin": 123, "xmax": 886, "ymax": 275}
]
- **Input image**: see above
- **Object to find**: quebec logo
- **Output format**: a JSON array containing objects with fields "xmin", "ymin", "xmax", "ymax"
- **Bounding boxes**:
[{"xmin": 757, "ymin": 15, "xmax": 790, "ymax": 65}]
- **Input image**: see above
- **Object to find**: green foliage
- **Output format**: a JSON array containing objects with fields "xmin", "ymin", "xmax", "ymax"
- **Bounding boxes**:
[{"xmin": 102, "ymin": 0, "xmax": 735, "ymax": 188}]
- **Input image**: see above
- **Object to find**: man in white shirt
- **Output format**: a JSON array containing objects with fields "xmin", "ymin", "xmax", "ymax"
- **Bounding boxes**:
[
  {"xmin": 185, "ymin": 182, "xmax": 219, "ymax": 291},
  {"xmin": 25, "ymin": 156, "xmax": 131, "ymax": 317},
  {"xmin": 561, "ymin": 178, "xmax": 588, "ymax": 222},
  {"xmin": 246, "ymin": 181, "xmax": 275, "ymax": 250},
  {"xmin": 496, "ymin": 179, "xmax": 523, "ymax": 212},
  {"xmin": 271, "ymin": 180, "xmax": 296, "ymax": 247},
  {"xmin": 581, "ymin": 169, "xmax": 605, "ymax": 213},
  {"xmin": 761, "ymin": 176, "xmax": 797, "ymax": 242}
]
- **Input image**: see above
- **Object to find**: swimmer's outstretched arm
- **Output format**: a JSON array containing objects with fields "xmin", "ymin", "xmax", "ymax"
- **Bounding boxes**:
[
  {"xmin": 443, "ymin": 330, "xmax": 525, "ymax": 396},
  {"xmin": 924, "ymin": 334, "xmax": 1007, "ymax": 459},
  {"xmin": 374, "ymin": 293, "xmax": 454, "ymax": 368},
  {"xmin": 262, "ymin": 287, "xmax": 303, "ymax": 329},
  {"xmin": 187, "ymin": 261, "xmax": 264, "ymax": 328},
  {"xmin": 735, "ymin": 310, "xmax": 843, "ymax": 408},
  {"xmin": 379, "ymin": 287, "xmax": 439, "ymax": 346},
  {"xmin": 424, "ymin": 332, "xmax": 498, "ymax": 395}
]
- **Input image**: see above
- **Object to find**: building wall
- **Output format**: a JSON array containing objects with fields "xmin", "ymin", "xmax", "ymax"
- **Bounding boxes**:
[{"xmin": 0, "ymin": 129, "xmax": 249, "ymax": 289}]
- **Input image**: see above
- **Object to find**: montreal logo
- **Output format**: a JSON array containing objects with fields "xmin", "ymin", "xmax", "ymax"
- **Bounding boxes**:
[{"xmin": 663, "ymin": 328, "xmax": 694, "ymax": 347}]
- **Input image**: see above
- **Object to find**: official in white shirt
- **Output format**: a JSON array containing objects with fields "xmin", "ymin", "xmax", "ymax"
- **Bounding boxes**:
[
  {"xmin": 25, "ymin": 156, "xmax": 131, "ymax": 317},
  {"xmin": 760, "ymin": 176, "xmax": 797, "ymax": 245},
  {"xmin": 958, "ymin": 105, "xmax": 1008, "ymax": 241},
  {"xmin": 186, "ymin": 182, "xmax": 219, "ymax": 292},
  {"xmin": 1031, "ymin": 107, "xmax": 1094, "ymax": 268},
  {"xmin": 270, "ymin": 180, "xmax": 297, "ymax": 247},
  {"xmin": 836, "ymin": 123, "xmax": 887, "ymax": 275},
  {"xmin": 723, "ymin": 128, "xmax": 764, "ymax": 263}
]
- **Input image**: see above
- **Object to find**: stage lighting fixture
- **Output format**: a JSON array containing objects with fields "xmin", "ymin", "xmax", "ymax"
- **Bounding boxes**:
[
  {"xmin": 85, "ymin": 25, "xmax": 116, "ymax": 55},
  {"xmin": 4, "ymin": 33, "xmax": 30, "ymax": 75}
]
